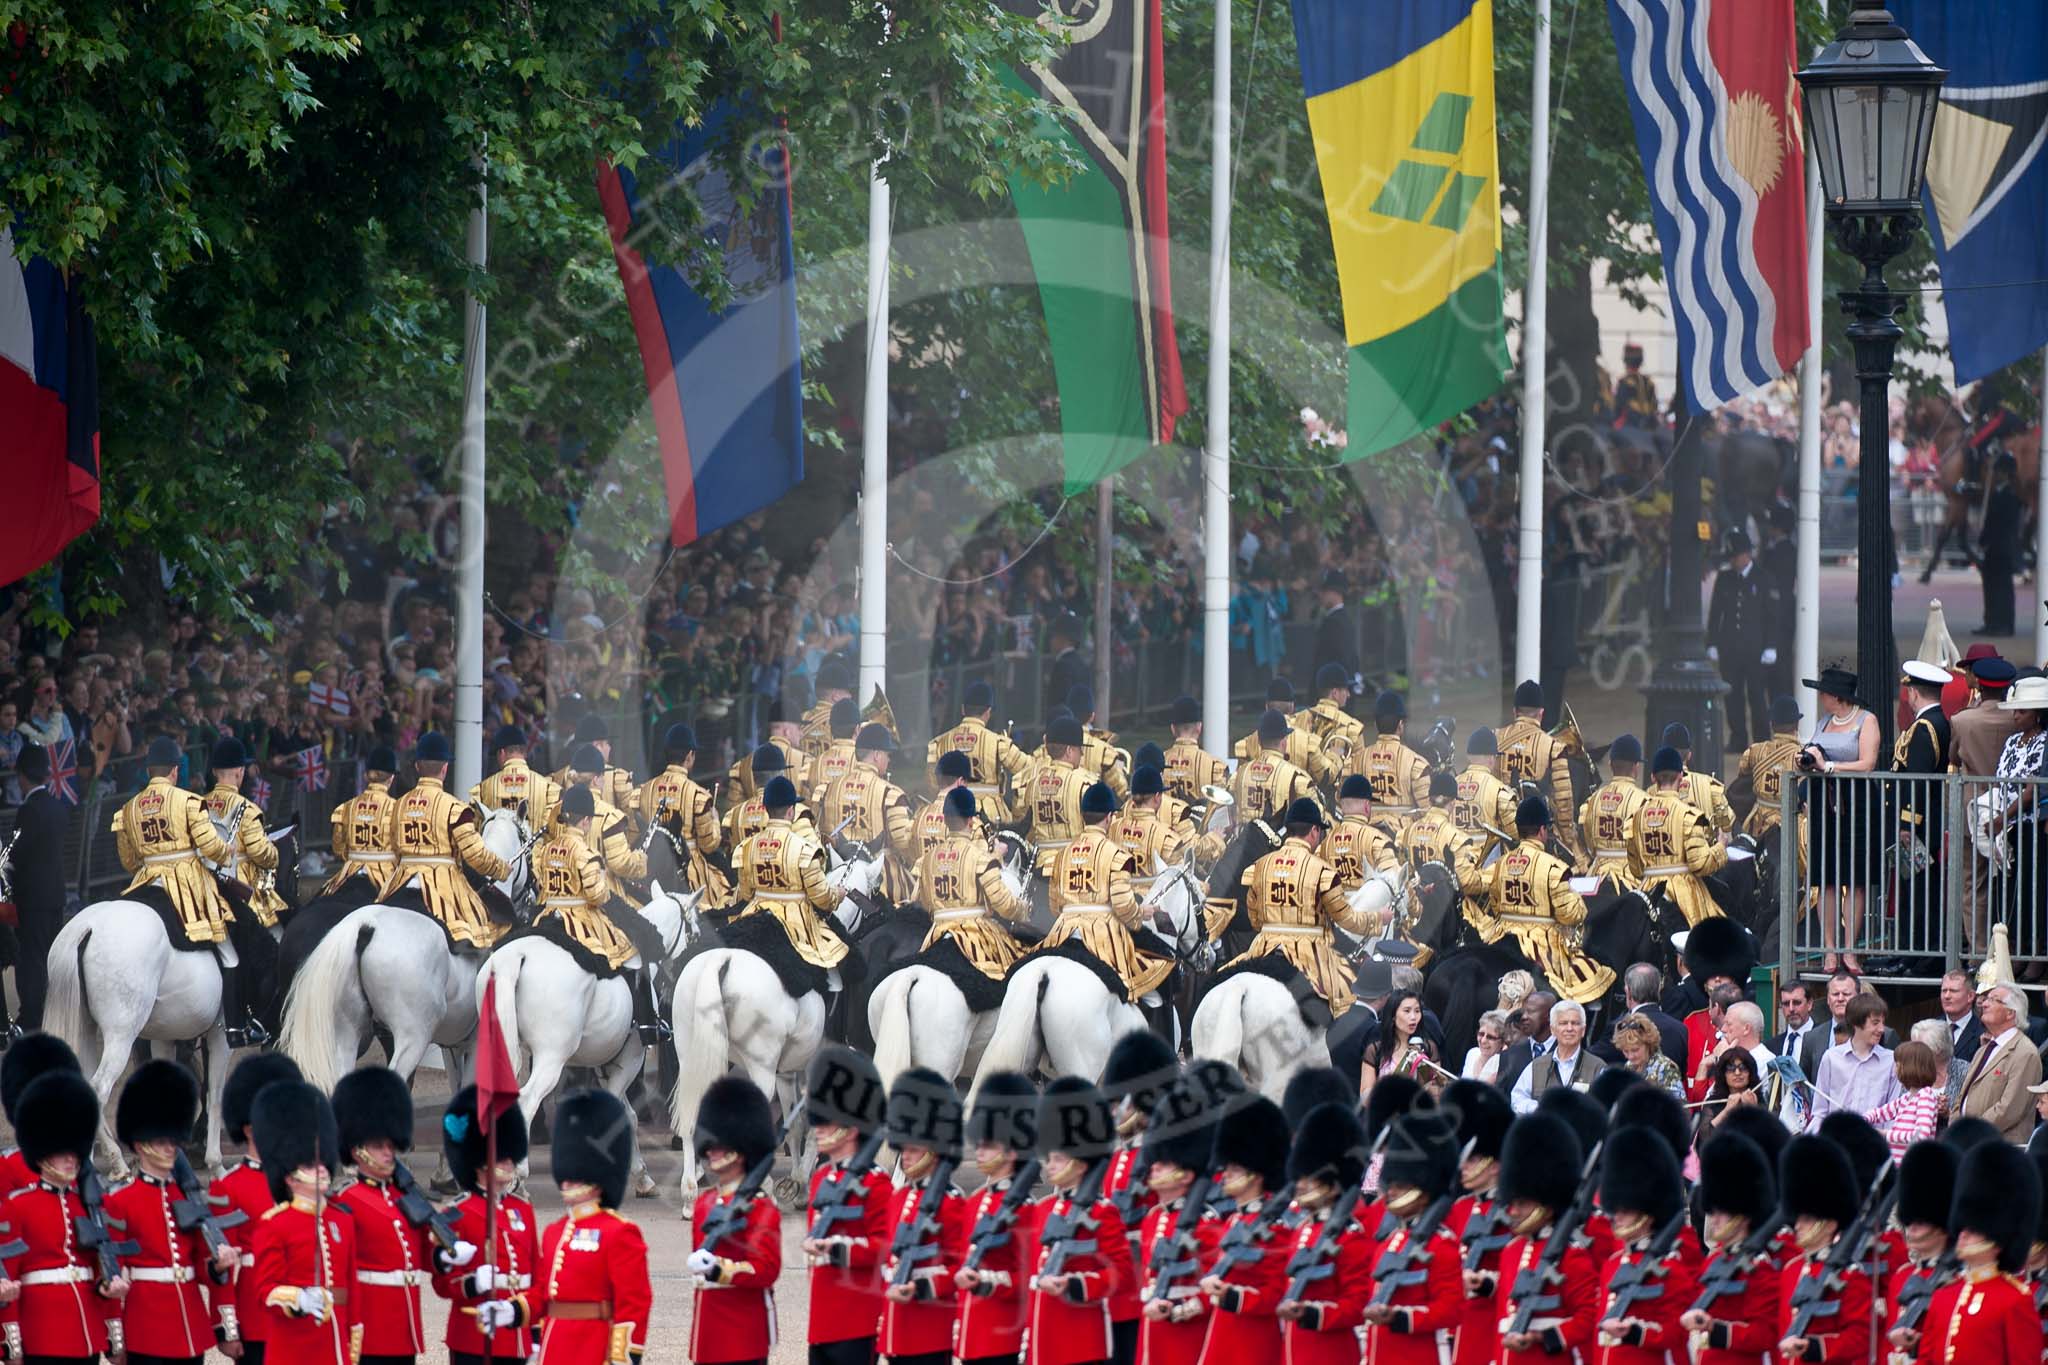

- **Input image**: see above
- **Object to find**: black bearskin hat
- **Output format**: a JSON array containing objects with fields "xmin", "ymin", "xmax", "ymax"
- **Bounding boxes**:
[
  {"xmin": 1363, "ymin": 1073, "xmax": 1425, "ymax": 1141},
  {"xmin": 334, "ymin": 1066, "xmax": 415, "ymax": 1156},
  {"xmin": 0, "ymin": 1033, "xmax": 79, "ymax": 1126},
  {"xmin": 441, "ymin": 1084, "xmax": 528, "ymax": 1193},
  {"xmin": 1381, "ymin": 1111, "xmax": 1459, "ymax": 1199},
  {"xmin": 1142, "ymin": 1078, "xmax": 1223, "ymax": 1174},
  {"xmin": 1942, "ymin": 1116, "xmax": 2000, "ymax": 1153},
  {"xmin": 1282, "ymin": 1066, "xmax": 1358, "ymax": 1127},
  {"xmin": 1894, "ymin": 1141, "xmax": 1959, "ymax": 1230},
  {"xmin": 1611, "ymin": 1085, "xmax": 1688, "ymax": 1165},
  {"xmin": 1102, "ymin": 1030, "xmax": 1179, "ymax": 1120},
  {"xmin": 223, "ymin": 1052, "xmax": 302, "ymax": 1148},
  {"xmin": 1443, "ymin": 1079, "xmax": 1513, "ymax": 1162},
  {"xmin": 692, "ymin": 1077, "xmax": 775, "ymax": 1172},
  {"xmin": 2030, "ymin": 1140, "xmax": 2048, "ymax": 1247},
  {"xmin": 1587, "ymin": 1067, "xmax": 1643, "ymax": 1110},
  {"xmin": 251, "ymin": 1081, "xmax": 340, "ymax": 1204},
  {"xmin": 557, "ymin": 1089, "xmax": 637, "ymax": 1209},
  {"xmin": 116, "ymin": 1059, "xmax": 199, "ymax": 1149},
  {"xmin": 1183, "ymin": 1059, "xmax": 1248, "ymax": 1114},
  {"xmin": 885, "ymin": 1068, "xmax": 964, "ymax": 1161},
  {"xmin": 1213, "ymin": 1095, "xmax": 1288, "ymax": 1191},
  {"xmin": 966, "ymin": 1072, "xmax": 1038, "ymax": 1154},
  {"xmin": 1034, "ymin": 1076, "xmax": 1114, "ymax": 1161},
  {"xmin": 1679, "ymin": 917, "xmax": 1756, "ymax": 983},
  {"xmin": 1780, "ymin": 1135, "xmax": 1859, "ymax": 1228},
  {"xmin": 17, "ymin": 1071, "xmax": 97, "ymax": 1170},
  {"xmin": 1818, "ymin": 1112, "xmax": 1889, "ymax": 1198},
  {"xmin": 1698, "ymin": 1132, "xmax": 1776, "ymax": 1226},
  {"xmin": 1536, "ymin": 1086, "xmax": 1608, "ymax": 1158},
  {"xmin": 1716, "ymin": 1101, "xmax": 1790, "ymax": 1170},
  {"xmin": 1498, "ymin": 1112, "xmax": 1582, "ymax": 1213},
  {"xmin": 806, "ymin": 1047, "xmax": 887, "ymax": 1134},
  {"xmin": 1956, "ymin": 1141, "xmax": 2040, "ymax": 1274},
  {"xmin": 1288, "ymin": 1102, "xmax": 1369, "ymax": 1189},
  {"xmin": 1599, "ymin": 1127, "xmax": 1682, "ymax": 1224}
]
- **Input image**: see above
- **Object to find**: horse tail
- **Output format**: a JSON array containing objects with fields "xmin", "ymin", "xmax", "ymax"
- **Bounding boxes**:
[
  {"xmin": 968, "ymin": 959, "xmax": 1049, "ymax": 1102},
  {"xmin": 1441, "ymin": 960, "xmax": 1488, "ymax": 1070},
  {"xmin": 668, "ymin": 954, "xmax": 732, "ymax": 1139},
  {"xmin": 44, "ymin": 919, "xmax": 94, "ymax": 1063},
  {"xmin": 488, "ymin": 949, "xmax": 526, "ymax": 1079},
  {"xmin": 277, "ymin": 908, "xmax": 377, "ymax": 1092},
  {"xmin": 872, "ymin": 971, "xmax": 916, "ymax": 1087},
  {"xmin": 1193, "ymin": 980, "xmax": 1246, "ymax": 1073}
]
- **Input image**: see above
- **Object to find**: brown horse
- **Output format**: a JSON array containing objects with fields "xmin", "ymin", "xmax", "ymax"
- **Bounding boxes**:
[{"xmin": 1908, "ymin": 392, "xmax": 2040, "ymax": 583}]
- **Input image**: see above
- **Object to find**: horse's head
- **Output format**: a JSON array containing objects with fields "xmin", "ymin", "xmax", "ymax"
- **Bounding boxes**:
[
  {"xmin": 1345, "ymin": 870, "xmax": 1404, "ymax": 935},
  {"xmin": 1140, "ymin": 857, "xmax": 1204, "ymax": 954},
  {"xmin": 645, "ymin": 878, "xmax": 709, "ymax": 959},
  {"xmin": 826, "ymin": 839, "xmax": 885, "ymax": 899},
  {"xmin": 991, "ymin": 830, "xmax": 1033, "ymax": 903},
  {"xmin": 478, "ymin": 806, "xmax": 533, "ymax": 900}
]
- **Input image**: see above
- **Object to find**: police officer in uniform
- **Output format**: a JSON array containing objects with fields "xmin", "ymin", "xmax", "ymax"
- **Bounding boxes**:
[
  {"xmin": 1024, "ymin": 716, "xmax": 1095, "ymax": 877},
  {"xmin": 1231, "ymin": 711, "xmax": 1317, "ymax": 826},
  {"xmin": 927, "ymin": 680, "xmax": 1034, "ymax": 824},
  {"xmin": 635, "ymin": 722, "xmax": 725, "ymax": 903},
  {"xmin": 323, "ymin": 744, "xmax": 401, "ymax": 897},
  {"xmin": 1661, "ymin": 723, "xmax": 1734, "ymax": 837},
  {"xmin": 1043, "ymin": 784, "xmax": 1174, "ymax": 1003},
  {"xmin": 1578, "ymin": 734, "xmax": 1647, "ymax": 888},
  {"xmin": 1465, "ymin": 798, "xmax": 1615, "ymax": 1007},
  {"xmin": 1626, "ymin": 747, "xmax": 1728, "ymax": 927},
  {"xmin": 1356, "ymin": 692, "xmax": 1430, "ymax": 835},
  {"xmin": 204, "ymin": 736, "xmax": 289, "ymax": 927},
  {"xmin": 1498, "ymin": 681, "xmax": 1581, "ymax": 856},
  {"xmin": 804, "ymin": 657, "xmax": 857, "ymax": 760},
  {"xmin": 1728, "ymin": 696, "xmax": 1805, "ymax": 841},
  {"xmin": 914, "ymin": 787, "xmax": 1030, "ymax": 979},
  {"xmin": 1161, "ymin": 696, "xmax": 1229, "ymax": 806},
  {"xmin": 1301, "ymin": 663, "xmax": 1365, "ymax": 774},
  {"xmin": 542, "ymin": 785, "xmax": 669, "ymax": 1043},
  {"xmin": 731, "ymin": 776, "xmax": 847, "ymax": 977},
  {"xmin": 551, "ymin": 713, "xmax": 639, "ymax": 815},
  {"xmin": 1226, "ymin": 797, "xmax": 1380, "ymax": 1014},
  {"xmin": 383, "ymin": 732, "xmax": 513, "ymax": 952},
  {"xmin": 1451, "ymin": 728, "xmax": 1518, "ymax": 854},
  {"xmin": 821, "ymin": 724, "xmax": 920, "ymax": 904},
  {"xmin": 725, "ymin": 743, "xmax": 814, "ymax": 846},
  {"xmin": 470, "ymin": 724, "xmax": 562, "ymax": 834},
  {"xmin": 113, "ymin": 735, "xmax": 264, "ymax": 1045}
]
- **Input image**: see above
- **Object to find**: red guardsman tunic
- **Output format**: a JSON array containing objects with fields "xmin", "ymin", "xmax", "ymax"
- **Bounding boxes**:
[
  {"xmin": 957, "ymin": 1176, "xmax": 1033, "ymax": 1361},
  {"xmin": 1278, "ymin": 1205, "xmax": 1373, "ymax": 1365},
  {"xmin": 252, "ymin": 1195, "xmax": 359, "ymax": 1365},
  {"xmin": 1494, "ymin": 1235, "xmax": 1601, "ymax": 1365},
  {"xmin": 1105, "ymin": 1144, "xmax": 1153, "ymax": 1335},
  {"xmin": 1593, "ymin": 1231, "xmax": 1702, "ymax": 1365},
  {"xmin": 106, "ymin": 1171, "xmax": 224, "ymax": 1359},
  {"xmin": 518, "ymin": 1205, "xmax": 654, "ymax": 1365},
  {"xmin": 1447, "ymin": 1194, "xmax": 1511, "ymax": 1365},
  {"xmin": 207, "ymin": 1158, "xmax": 273, "ymax": 1349},
  {"xmin": 1197, "ymin": 1201, "xmax": 1288, "ymax": 1364},
  {"xmin": 806, "ymin": 1156, "xmax": 892, "ymax": 1345},
  {"xmin": 1775, "ymin": 1254, "xmax": 1872, "ymax": 1365},
  {"xmin": 1690, "ymin": 1243, "xmax": 1789, "ymax": 1365},
  {"xmin": 689, "ymin": 1190, "xmax": 779, "ymax": 1365},
  {"xmin": 429, "ymin": 1189, "xmax": 540, "ymax": 1361},
  {"xmin": 336, "ymin": 1173, "xmax": 435, "ymax": 1357},
  {"xmin": 0, "ymin": 1179, "xmax": 121, "ymax": 1359},
  {"xmin": 1135, "ymin": 1197, "xmax": 1218, "ymax": 1365},
  {"xmin": 1914, "ymin": 1272, "xmax": 2043, "ymax": 1365},
  {"xmin": 1363, "ymin": 1220, "xmax": 1464, "ymax": 1365},
  {"xmin": 1027, "ymin": 1188, "xmax": 1133, "ymax": 1365},
  {"xmin": 877, "ymin": 1174, "xmax": 970, "ymax": 1357}
]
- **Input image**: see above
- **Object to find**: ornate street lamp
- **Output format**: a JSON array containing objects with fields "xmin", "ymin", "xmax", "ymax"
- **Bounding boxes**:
[{"xmin": 1798, "ymin": 4, "xmax": 1945, "ymax": 739}]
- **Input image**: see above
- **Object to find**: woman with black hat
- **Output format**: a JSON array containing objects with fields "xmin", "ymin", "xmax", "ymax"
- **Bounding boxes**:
[
  {"xmin": 686, "ymin": 1077, "xmax": 778, "ymax": 1365},
  {"xmin": 7, "ymin": 1070, "xmax": 129, "ymax": 1360},
  {"xmin": 1799, "ymin": 665, "xmax": 1879, "ymax": 972},
  {"xmin": 429, "ymin": 1083, "xmax": 537, "ymax": 1365}
]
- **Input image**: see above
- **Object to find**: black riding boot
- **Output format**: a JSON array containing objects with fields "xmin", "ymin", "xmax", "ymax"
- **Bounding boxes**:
[
  {"xmin": 633, "ymin": 968, "xmax": 671, "ymax": 1046},
  {"xmin": 222, "ymin": 959, "xmax": 269, "ymax": 1049}
]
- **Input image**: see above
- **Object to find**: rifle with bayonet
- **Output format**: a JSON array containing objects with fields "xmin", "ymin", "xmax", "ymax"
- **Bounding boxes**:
[
  {"xmin": 1110, "ymin": 1147, "xmax": 1151, "ymax": 1268},
  {"xmin": 964, "ymin": 1157, "xmax": 1041, "ymax": 1286},
  {"xmin": 1036, "ymin": 1157, "xmax": 1113, "ymax": 1279},
  {"xmin": 1145, "ymin": 1170, "xmax": 1228, "ymax": 1304},
  {"xmin": 1282, "ymin": 1179, "xmax": 1366, "ymax": 1305},
  {"xmin": 1688, "ymin": 1208, "xmax": 1787, "ymax": 1318},
  {"xmin": 809, "ymin": 1128, "xmax": 891, "ymax": 1243},
  {"xmin": 1504, "ymin": 1141, "xmax": 1604, "ymax": 1338},
  {"xmin": 1783, "ymin": 1166, "xmax": 1896, "ymax": 1342},
  {"xmin": 1598, "ymin": 1206, "xmax": 1689, "ymax": 1335},
  {"xmin": 887, "ymin": 1155, "xmax": 962, "ymax": 1288},
  {"xmin": 388, "ymin": 1156, "xmax": 462, "ymax": 1255},
  {"xmin": 1365, "ymin": 1192, "xmax": 1457, "ymax": 1309},
  {"xmin": 1461, "ymin": 1196, "xmax": 1514, "ymax": 1273},
  {"xmin": 1888, "ymin": 1253, "xmax": 1959, "ymax": 1339},
  {"xmin": 171, "ymin": 1150, "xmax": 247, "ymax": 1260},
  {"xmin": 700, "ymin": 1118, "xmax": 795, "ymax": 1256},
  {"xmin": 1210, "ymin": 1181, "xmax": 1298, "ymax": 1278},
  {"xmin": 77, "ymin": 1166, "xmax": 139, "ymax": 1286}
]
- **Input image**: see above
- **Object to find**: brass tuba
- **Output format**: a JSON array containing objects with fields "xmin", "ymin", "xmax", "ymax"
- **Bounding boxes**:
[
  {"xmin": 1549, "ymin": 702, "xmax": 1587, "ymax": 759},
  {"xmin": 861, "ymin": 685, "xmax": 899, "ymax": 739}
]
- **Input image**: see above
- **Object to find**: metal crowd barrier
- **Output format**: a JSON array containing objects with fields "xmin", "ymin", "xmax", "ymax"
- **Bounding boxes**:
[{"xmin": 1775, "ymin": 767, "xmax": 2048, "ymax": 985}]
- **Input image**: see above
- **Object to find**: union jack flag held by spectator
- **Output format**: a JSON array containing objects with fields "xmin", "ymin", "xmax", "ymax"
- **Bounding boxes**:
[
  {"xmin": 292, "ymin": 746, "xmax": 327, "ymax": 794},
  {"xmin": 45, "ymin": 739, "xmax": 78, "ymax": 806},
  {"xmin": 247, "ymin": 774, "xmax": 273, "ymax": 807}
]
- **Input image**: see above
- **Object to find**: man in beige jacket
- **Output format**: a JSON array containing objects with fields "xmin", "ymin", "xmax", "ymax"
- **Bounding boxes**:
[{"xmin": 1957, "ymin": 983, "xmax": 2045, "ymax": 1142}]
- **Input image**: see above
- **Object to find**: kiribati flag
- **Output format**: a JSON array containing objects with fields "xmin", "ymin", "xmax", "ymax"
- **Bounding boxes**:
[
  {"xmin": 596, "ymin": 99, "xmax": 803, "ymax": 549},
  {"xmin": 0, "ymin": 223, "xmax": 100, "ymax": 585},
  {"xmin": 1608, "ymin": 0, "xmax": 1809, "ymax": 411}
]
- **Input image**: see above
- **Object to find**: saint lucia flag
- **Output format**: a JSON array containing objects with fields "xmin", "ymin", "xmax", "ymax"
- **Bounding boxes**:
[{"xmin": 1291, "ymin": 0, "xmax": 1509, "ymax": 456}]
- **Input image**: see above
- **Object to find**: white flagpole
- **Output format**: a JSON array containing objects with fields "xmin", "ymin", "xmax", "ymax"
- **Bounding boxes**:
[
  {"xmin": 1797, "ymin": 148, "xmax": 1824, "ymax": 721},
  {"xmin": 454, "ymin": 159, "xmax": 489, "ymax": 795},
  {"xmin": 2036, "ymin": 346, "xmax": 2048, "ymax": 663},
  {"xmin": 859, "ymin": 164, "xmax": 890, "ymax": 706},
  {"xmin": 1514, "ymin": 0, "xmax": 1551, "ymax": 691},
  {"xmin": 1202, "ymin": 0, "xmax": 1233, "ymax": 758}
]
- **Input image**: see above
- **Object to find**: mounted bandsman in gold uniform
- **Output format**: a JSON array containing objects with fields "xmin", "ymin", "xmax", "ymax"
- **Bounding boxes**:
[
  {"xmin": 634, "ymin": 722, "xmax": 725, "ymax": 904},
  {"xmin": 925, "ymin": 680, "xmax": 1033, "ymax": 824},
  {"xmin": 1042, "ymin": 783, "xmax": 1175, "ymax": 1001},
  {"xmin": 1022, "ymin": 715, "xmax": 1093, "ymax": 876},
  {"xmin": 562, "ymin": 742, "xmax": 649, "ymax": 906},
  {"xmin": 470, "ymin": 724, "xmax": 562, "ymax": 836},
  {"xmin": 806, "ymin": 698, "xmax": 863, "ymax": 808},
  {"xmin": 817, "ymin": 724, "xmax": 919, "ymax": 904},
  {"xmin": 1626, "ymin": 744, "xmax": 1728, "ymax": 927},
  {"xmin": 384, "ymin": 731, "xmax": 515, "ymax": 951},
  {"xmin": 1461, "ymin": 795, "xmax": 1614, "ymax": 1005},
  {"xmin": 1354, "ymin": 690, "xmax": 1431, "ymax": 836},
  {"xmin": 913, "ymin": 787, "xmax": 1029, "ymax": 978},
  {"xmin": 729, "ymin": 775, "xmax": 846, "ymax": 977},
  {"xmin": 724, "ymin": 743, "xmax": 815, "ymax": 847},
  {"xmin": 323, "ymin": 743, "xmax": 400, "ymax": 896},
  {"xmin": 1728, "ymin": 696, "xmax": 1806, "ymax": 841},
  {"xmin": 1226, "ymin": 797, "xmax": 1380, "ymax": 1014},
  {"xmin": 800, "ymin": 656, "xmax": 856, "ymax": 761},
  {"xmin": 549, "ymin": 713, "xmax": 638, "ymax": 817},
  {"xmin": 1300, "ymin": 663, "xmax": 1367, "ymax": 776},
  {"xmin": 1450, "ymin": 727, "xmax": 1518, "ymax": 860},
  {"xmin": 1235, "ymin": 678, "xmax": 1334, "ymax": 788},
  {"xmin": 1160, "ymin": 695, "xmax": 1229, "ymax": 806},
  {"xmin": 1578, "ymin": 733, "xmax": 1648, "ymax": 887},
  {"xmin": 540, "ymin": 784, "xmax": 669, "ymax": 1043},
  {"xmin": 1497, "ymin": 680, "xmax": 1580, "ymax": 856},
  {"xmin": 1660, "ymin": 721, "xmax": 1735, "ymax": 838},
  {"xmin": 201, "ymin": 737, "xmax": 287, "ymax": 928}
]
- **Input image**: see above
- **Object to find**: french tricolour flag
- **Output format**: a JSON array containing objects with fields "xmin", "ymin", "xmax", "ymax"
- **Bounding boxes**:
[
  {"xmin": 1608, "ymin": 0, "xmax": 1809, "ymax": 412},
  {"xmin": 0, "ymin": 223, "xmax": 100, "ymax": 585}
]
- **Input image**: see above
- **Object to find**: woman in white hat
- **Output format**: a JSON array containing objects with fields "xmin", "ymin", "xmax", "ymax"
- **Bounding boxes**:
[{"xmin": 1990, "ymin": 676, "xmax": 2048, "ymax": 934}]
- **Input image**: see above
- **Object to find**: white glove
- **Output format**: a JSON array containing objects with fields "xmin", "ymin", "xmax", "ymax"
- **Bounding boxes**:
[
  {"xmin": 295, "ymin": 1287, "xmax": 330, "ymax": 1321},
  {"xmin": 687, "ymin": 1248, "xmax": 720, "ymax": 1278},
  {"xmin": 1760, "ymin": 648, "xmax": 1778, "ymax": 666},
  {"xmin": 470, "ymin": 1263, "xmax": 498, "ymax": 1293},
  {"xmin": 475, "ymin": 1299, "xmax": 519, "ymax": 1330},
  {"xmin": 448, "ymin": 1239, "xmax": 478, "ymax": 1269},
  {"xmin": 1706, "ymin": 645, "xmax": 1720, "ymax": 662}
]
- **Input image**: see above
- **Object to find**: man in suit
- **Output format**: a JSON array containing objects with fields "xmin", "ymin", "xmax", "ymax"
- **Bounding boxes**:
[
  {"xmin": 1939, "ymin": 969, "xmax": 1987, "ymax": 1064},
  {"xmin": 1493, "ymin": 989, "xmax": 1559, "ymax": 1096},
  {"xmin": 1958, "ymin": 983, "xmax": 2045, "ymax": 1143},
  {"xmin": 1775, "ymin": 979, "xmax": 1816, "ymax": 1060},
  {"xmin": 1312, "ymin": 570, "xmax": 1357, "ymax": 682},
  {"xmin": 1707, "ymin": 529, "xmax": 1771, "ymax": 751},
  {"xmin": 1508, "ymin": 997, "xmax": 1609, "ymax": 1113},
  {"xmin": 1044, "ymin": 612, "xmax": 1089, "ymax": 715},
  {"xmin": 1951, "ymin": 658, "xmax": 2020, "ymax": 776},
  {"xmin": 1799, "ymin": 970, "xmax": 1900, "ymax": 1080},
  {"xmin": 8, "ymin": 744, "xmax": 67, "ymax": 1032},
  {"xmin": 1590, "ymin": 962, "xmax": 1687, "ymax": 1068}
]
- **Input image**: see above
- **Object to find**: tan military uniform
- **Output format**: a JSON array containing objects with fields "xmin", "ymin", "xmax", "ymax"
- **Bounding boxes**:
[
  {"xmin": 1730, "ymin": 736, "xmax": 1802, "ymax": 839},
  {"xmin": 584, "ymin": 793, "xmax": 649, "ymax": 907},
  {"xmin": 1450, "ymin": 765, "xmax": 1518, "ymax": 852},
  {"xmin": 549, "ymin": 763, "xmax": 639, "ymax": 819},
  {"xmin": 1235, "ymin": 725, "xmax": 1334, "ymax": 789},
  {"xmin": 535, "ymin": 827, "xmax": 638, "ymax": 971},
  {"xmin": 1353, "ymin": 735, "xmax": 1431, "ymax": 830},
  {"xmin": 470, "ymin": 756, "xmax": 562, "ymax": 835},
  {"xmin": 798, "ymin": 700, "xmax": 837, "ymax": 760},
  {"xmin": 1044, "ymin": 828, "xmax": 1171, "ymax": 998},
  {"xmin": 1678, "ymin": 769, "xmax": 1735, "ymax": 837},
  {"xmin": 723, "ymin": 792, "xmax": 816, "ymax": 847},
  {"xmin": 1161, "ymin": 738, "xmax": 1229, "ymax": 807},
  {"xmin": 1323, "ymin": 814, "xmax": 1401, "ymax": 890},
  {"xmin": 635, "ymin": 764, "xmax": 725, "ymax": 903},
  {"xmin": 1463, "ymin": 837, "xmax": 1615, "ymax": 1004},
  {"xmin": 1400, "ymin": 806, "xmax": 1462, "ymax": 869},
  {"xmin": 1495, "ymin": 718, "xmax": 1579, "ymax": 853},
  {"xmin": 913, "ymin": 831, "xmax": 1028, "ymax": 978},
  {"xmin": 1022, "ymin": 758, "xmax": 1092, "ymax": 875},
  {"xmin": 1578, "ymin": 778, "xmax": 1648, "ymax": 886},
  {"xmin": 818, "ymin": 760, "xmax": 918, "ymax": 904},
  {"xmin": 383, "ymin": 777, "xmax": 513, "ymax": 949},
  {"xmin": 114, "ymin": 776, "xmax": 237, "ymax": 944},
  {"xmin": 926, "ymin": 717, "xmax": 1033, "ymax": 824},
  {"xmin": 717, "ymin": 737, "xmax": 805, "ymax": 814},
  {"xmin": 1231, "ymin": 750, "xmax": 1317, "ymax": 826},
  {"xmin": 1084, "ymin": 729, "xmax": 1132, "ymax": 801},
  {"xmin": 200, "ymin": 784, "xmax": 287, "ymax": 927},
  {"xmin": 807, "ymin": 739, "xmax": 859, "ymax": 808},
  {"xmin": 1625, "ymin": 790, "xmax": 1729, "ymax": 927},
  {"xmin": 1228, "ymin": 836, "xmax": 1377, "ymax": 1014},
  {"xmin": 730, "ymin": 818, "xmax": 845, "ymax": 969},
  {"xmin": 1110, "ymin": 804, "xmax": 1209, "ymax": 897},
  {"xmin": 1299, "ymin": 699, "xmax": 1366, "ymax": 774},
  {"xmin": 322, "ymin": 779, "xmax": 398, "ymax": 895}
]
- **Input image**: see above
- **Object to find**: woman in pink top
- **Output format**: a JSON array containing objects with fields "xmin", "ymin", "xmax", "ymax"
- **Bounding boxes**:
[{"xmin": 1865, "ymin": 1040, "xmax": 1944, "ymax": 1161}]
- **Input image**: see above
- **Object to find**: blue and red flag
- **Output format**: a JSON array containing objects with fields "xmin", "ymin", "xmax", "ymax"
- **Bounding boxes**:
[
  {"xmin": 596, "ymin": 99, "xmax": 803, "ymax": 548},
  {"xmin": 44, "ymin": 738, "xmax": 77, "ymax": 807},
  {"xmin": 1607, "ymin": 0, "xmax": 1808, "ymax": 411},
  {"xmin": 0, "ymin": 224, "xmax": 100, "ymax": 584}
]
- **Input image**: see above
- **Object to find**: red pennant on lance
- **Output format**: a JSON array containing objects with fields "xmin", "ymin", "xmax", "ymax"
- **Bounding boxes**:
[
  {"xmin": 45, "ymin": 739, "xmax": 78, "ymax": 806},
  {"xmin": 293, "ymin": 746, "xmax": 327, "ymax": 793},
  {"xmin": 475, "ymin": 975, "xmax": 520, "ymax": 1127}
]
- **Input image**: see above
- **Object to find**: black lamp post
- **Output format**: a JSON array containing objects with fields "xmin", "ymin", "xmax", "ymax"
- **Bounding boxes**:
[{"xmin": 1797, "ymin": 4, "xmax": 1945, "ymax": 744}]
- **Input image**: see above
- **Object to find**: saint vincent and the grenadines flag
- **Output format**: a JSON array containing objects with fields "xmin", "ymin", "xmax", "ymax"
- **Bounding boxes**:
[{"xmin": 1290, "ymin": 0, "xmax": 1508, "ymax": 458}]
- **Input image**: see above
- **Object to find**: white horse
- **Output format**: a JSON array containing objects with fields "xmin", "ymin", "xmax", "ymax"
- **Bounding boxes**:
[
  {"xmin": 275, "ymin": 808, "xmax": 530, "ymax": 1100},
  {"xmin": 966, "ymin": 951, "xmax": 1149, "ymax": 1101},
  {"xmin": 864, "ymin": 833, "xmax": 1033, "ymax": 1088},
  {"xmin": 475, "ymin": 881, "xmax": 702, "ymax": 1197},
  {"xmin": 1190, "ymin": 972, "xmax": 1332, "ymax": 1103}
]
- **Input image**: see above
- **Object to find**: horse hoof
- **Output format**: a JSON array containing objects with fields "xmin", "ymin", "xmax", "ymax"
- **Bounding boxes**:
[
  {"xmin": 429, "ymin": 1172, "xmax": 461, "ymax": 1198},
  {"xmin": 633, "ymin": 1171, "xmax": 659, "ymax": 1198},
  {"xmin": 679, "ymin": 1187, "xmax": 699, "ymax": 1217}
]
